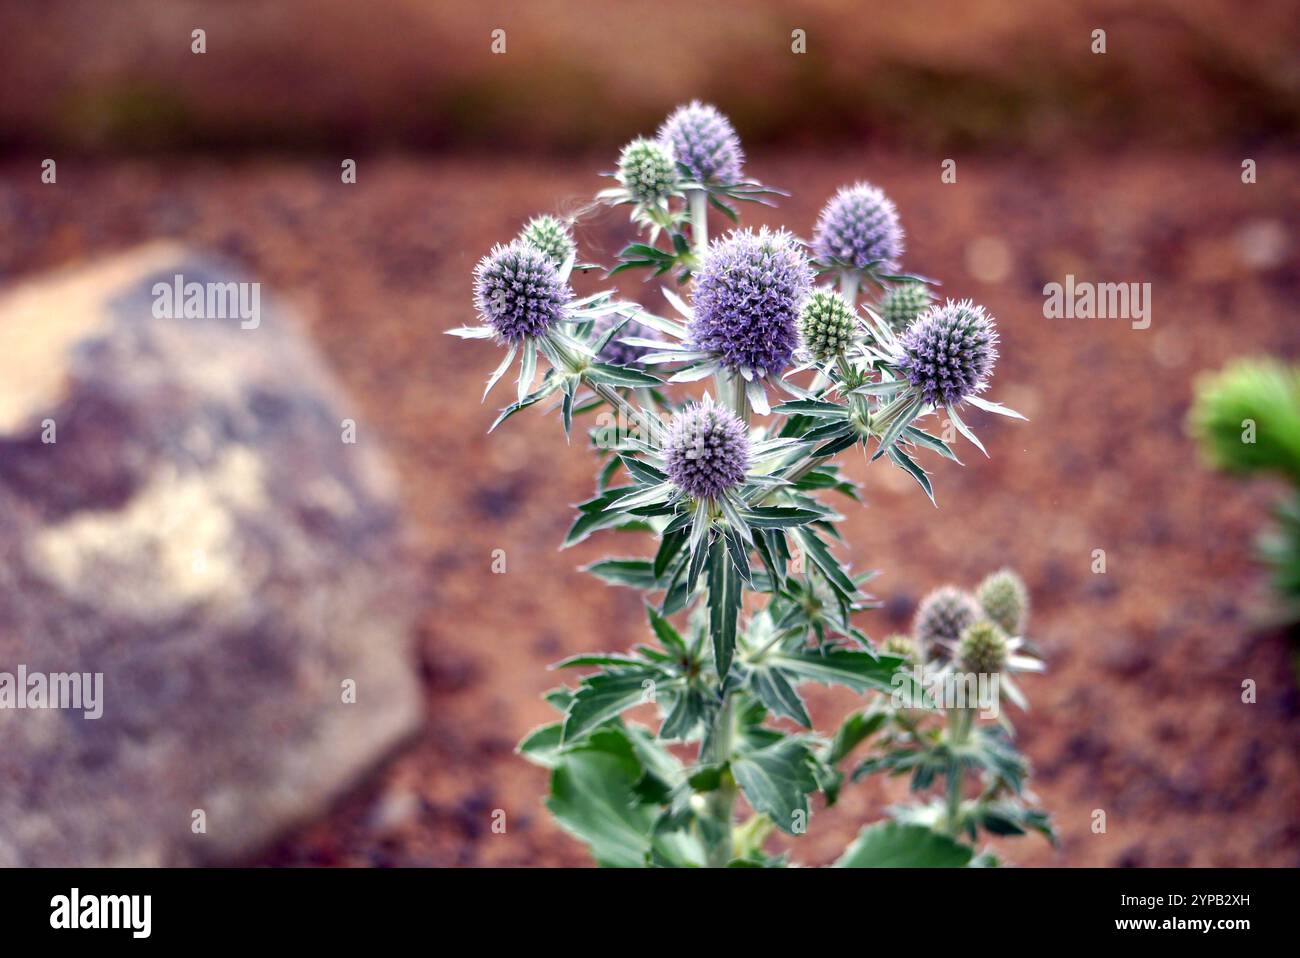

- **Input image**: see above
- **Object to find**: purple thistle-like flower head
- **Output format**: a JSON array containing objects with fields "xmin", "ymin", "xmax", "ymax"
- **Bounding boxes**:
[
  {"xmin": 657, "ymin": 101, "xmax": 744, "ymax": 185},
  {"xmin": 895, "ymin": 299, "xmax": 999, "ymax": 407},
  {"xmin": 472, "ymin": 240, "xmax": 573, "ymax": 343},
  {"xmin": 663, "ymin": 400, "xmax": 750, "ymax": 499},
  {"xmin": 689, "ymin": 227, "xmax": 814, "ymax": 377},
  {"xmin": 812, "ymin": 182, "xmax": 904, "ymax": 271},
  {"xmin": 913, "ymin": 585, "xmax": 981, "ymax": 658},
  {"xmin": 595, "ymin": 315, "xmax": 662, "ymax": 367}
]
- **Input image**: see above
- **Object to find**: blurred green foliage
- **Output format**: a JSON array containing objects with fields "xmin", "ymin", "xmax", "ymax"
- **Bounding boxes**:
[{"xmin": 1191, "ymin": 359, "xmax": 1300, "ymax": 622}]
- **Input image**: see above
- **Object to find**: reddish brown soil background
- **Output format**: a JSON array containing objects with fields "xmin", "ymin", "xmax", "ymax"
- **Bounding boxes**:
[{"xmin": 4, "ymin": 149, "xmax": 1295, "ymax": 866}]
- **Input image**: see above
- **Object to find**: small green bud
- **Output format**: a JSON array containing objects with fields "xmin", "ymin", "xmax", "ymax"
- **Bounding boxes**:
[
  {"xmin": 798, "ymin": 290, "xmax": 857, "ymax": 362},
  {"xmin": 618, "ymin": 138, "xmax": 679, "ymax": 205},
  {"xmin": 958, "ymin": 620, "xmax": 1009, "ymax": 674},
  {"xmin": 519, "ymin": 214, "xmax": 576, "ymax": 268},
  {"xmin": 879, "ymin": 281, "xmax": 935, "ymax": 333},
  {"xmin": 881, "ymin": 633, "xmax": 917, "ymax": 662},
  {"xmin": 976, "ymin": 568, "xmax": 1028, "ymax": 636}
]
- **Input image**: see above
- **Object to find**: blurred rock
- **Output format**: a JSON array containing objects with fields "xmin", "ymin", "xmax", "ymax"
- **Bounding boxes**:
[{"xmin": 0, "ymin": 244, "xmax": 421, "ymax": 866}]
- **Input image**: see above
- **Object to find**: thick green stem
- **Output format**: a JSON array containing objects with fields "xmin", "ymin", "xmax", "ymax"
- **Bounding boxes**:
[
  {"xmin": 944, "ymin": 707, "xmax": 974, "ymax": 836},
  {"xmin": 703, "ymin": 696, "xmax": 737, "ymax": 867}
]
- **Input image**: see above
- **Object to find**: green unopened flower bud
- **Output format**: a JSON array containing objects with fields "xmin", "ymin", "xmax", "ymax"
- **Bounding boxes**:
[
  {"xmin": 798, "ymin": 290, "xmax": 856, "ymax": 362},
  {"xmin": 958, "ymin": 620, "xmax": 1009, "ymax": 674},
  {"xmin": 879, "ymin": 281, "xmax": 935, "ymax": 333},
  {"xmin": 976, "ymin": 568, "xmax": 1028, "ymax": 636},
  {"xmin": 618, "ymin": 138, "xmax": 679, "ymax": 205},
  {"xmin": 881, "ymin": 633, "xmax": 916, "ymax": 662},
  {"xmin": 519, "ymin": 214, "xmax": 576, "ymax": 268}
]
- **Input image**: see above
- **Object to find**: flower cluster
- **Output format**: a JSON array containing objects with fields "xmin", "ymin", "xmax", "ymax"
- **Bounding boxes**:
[
  {"xmin": 812, "ymin": 182, "xmax": 903, "ymax": 271},
  {"xmin": 909, "ymin": 569, "xmax": 1037, "ymax": 678},
  {"xmin": 472, "ymin": 241, "xmax": 573, "ymax": 342},
  {"xmin": 895, "ymin": 299, "xmax": 999, "ymax": 407},
  {"xmin": 658, "ymin": 100, "xmax": 745, "ymax": 185},
  {"xmin": 663, "ymin": 400, "xmax": 750, "ymax": 499},
  {"xmin": 456, "ymin": 101, "xmax": 1045, "ymax": 870},
  {"xmin": 689, "ymin": 227, "xmax": 813, "ymax": 377}
]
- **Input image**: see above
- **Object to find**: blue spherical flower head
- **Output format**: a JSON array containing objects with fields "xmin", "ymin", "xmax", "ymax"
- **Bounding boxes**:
[
  {"xmin": 664, "ymin": 400, "xmax": 750, "ymax": 500},
  {"xmin": 689, "ymin": 227, "xmax": 814, "ymax": 378},
  {"xmin": 657, "ymin": 101, "xmax": 744, "ymax": 186},
  {"xmin": 472, "ymin": 240, "xmax": 573, "ymax": 343},
  {"xmin": 896, "ymin": 299, "xmax": 999, "ymax": 407},
  {"xmin": 812, "ymin": 182, "xmax": 904, "ymax": 271}
]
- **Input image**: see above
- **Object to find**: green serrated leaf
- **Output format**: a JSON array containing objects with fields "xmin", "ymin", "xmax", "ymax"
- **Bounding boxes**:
[
  {"xmin": 769, "ymin": 649, "xmax": 903, "ymax": 694},
  {"xmin": 562, "ymin": 671, "xmax": 659, "ymax": 742},
  {"xmin": 584, "ymin": 558, "xmax": 659, "ymax": 589},
  {"xmin": 732, "ymin": 738, "xmax": 818, "ymax": 835},
  {"xmin": 708, "ymin": 537, "xmax": 741, "ymax": 680},
  {"xmin": 834, "ymin": 821, "xmax": 974, "ymax": 868},
  {"xmin": 517, "ymin": 722, "xmax": 565, "ymax": 768},
  {"xmin": 748, "ymin": 667, "xmax": 812, "ymax": 728}
]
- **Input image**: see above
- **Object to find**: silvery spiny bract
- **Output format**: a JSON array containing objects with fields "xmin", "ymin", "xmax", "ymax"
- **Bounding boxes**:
[
  {"xmin": 663, "ymin": 399, "xmax": 751, "ymax": 499},
  {"xmin": 798, "ymin": 290, "xmax": 857, "ymax": 363},
  {"xmin": 977, "ymin": 568, "xmax": 1029, "ymax": 636},
  {"xmin": 658, "ymin": 100, "xmax": 744, "ymax": 185},
  {"xmin": 690, "ymin": 227, "xmax": 813, "ymax": 378},
  {"xmin": 879, "ymin": 281, "xmax": 935, "ymax": 333},
  {"xmin": 472, "ymin": 240, "xmax": 573, "ymax": 342},
  {"xmin": 618, "ymin": 137, "xmax": 680, "ymax": 205},
  {"xmin": 896, "ymin": 299, "xmax": 999, "ymax": 408},
  {"xmin": 452, "ymin": 100, "xmax": 1050, "ymax": 869},
  {"xmin": 813, "ymin": 181, "xmax": 903, "ymax": 271},
  {"xmin": 519, "ymin": 214, "xmax": 576, "ymax": 268}
]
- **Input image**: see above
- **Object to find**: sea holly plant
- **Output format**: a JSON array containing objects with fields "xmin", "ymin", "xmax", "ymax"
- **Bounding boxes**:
[{"xmin": 449, "ymin": 103, "xmax": 1052, "ymax": 867}]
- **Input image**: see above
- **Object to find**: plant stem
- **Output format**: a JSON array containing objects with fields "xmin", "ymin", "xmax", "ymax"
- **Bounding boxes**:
[
  {"xmin": 700, "ymin": 370, "xmax": 751, "ymax": 868},
  {"xmin": 689, "ymin": 189, "xmax": 709, "ymax": 261},
  {"xmin": 945, "ymin": 707, "xmax": 973, "ymax": 836},
  {"xmin": 839, "ymin": 270, "xmax": 859, "ymax": 304},
  {"xmin": 703, "ymin": 695, "xmax": 737, "ymax": 867}
]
